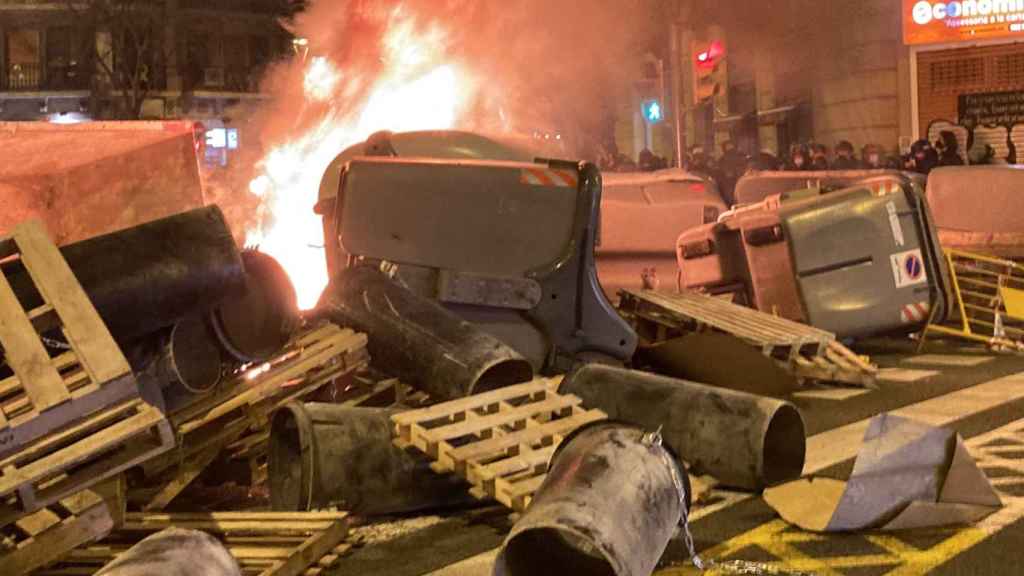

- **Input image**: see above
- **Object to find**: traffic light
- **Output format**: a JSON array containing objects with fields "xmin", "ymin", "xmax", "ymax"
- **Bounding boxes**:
[
  {"xmin": 692, "ymin": 39, "xmax": 726, "ymax": 105},
  {"xmin": 641, "ymin": 99, "xmax": 663, "ymax": 124}
]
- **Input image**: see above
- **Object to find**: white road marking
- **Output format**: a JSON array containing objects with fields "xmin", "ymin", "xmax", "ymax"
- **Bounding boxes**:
[
  {"xmin": 877, "ymin": 367, "xmax": 940, "ymax": 382},
  {"xmin": 904, "ymin": 354, "xmax": 995, "ymax": 367},
  {"xmin": 794, "ymin": 388, "xmax": 871, "ymax": 401}
]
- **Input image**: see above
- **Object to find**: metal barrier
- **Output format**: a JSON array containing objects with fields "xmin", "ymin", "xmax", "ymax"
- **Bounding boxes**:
[{"xmin": 921, "ymin": 249, "xmax": 1024, "ymax": 351}]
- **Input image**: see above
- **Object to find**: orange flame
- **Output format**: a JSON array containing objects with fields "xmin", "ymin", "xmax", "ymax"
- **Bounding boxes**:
[{"xmin": 246, "ymin": 9, "xmax": 478, "ymax": 309}]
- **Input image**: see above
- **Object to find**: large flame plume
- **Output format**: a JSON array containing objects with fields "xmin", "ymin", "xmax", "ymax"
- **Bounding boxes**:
[
  {"xmin": 245, "ymin": 0, "xmax": 658, "ymax": 309},
  {"xmin": 246, "ymin": 7, "xmax": 480, "ymax": 308}
]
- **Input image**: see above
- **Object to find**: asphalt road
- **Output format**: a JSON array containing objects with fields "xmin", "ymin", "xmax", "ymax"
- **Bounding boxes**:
[{"xmin": 327, "ymin": 337, "xmax": 1024, "ymax": 576}]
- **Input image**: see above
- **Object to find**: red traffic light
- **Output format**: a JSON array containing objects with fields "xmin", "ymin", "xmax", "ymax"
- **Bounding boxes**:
[{"xmin": 694, "ymin": 40, "xmax": 725, "ymax": 69}]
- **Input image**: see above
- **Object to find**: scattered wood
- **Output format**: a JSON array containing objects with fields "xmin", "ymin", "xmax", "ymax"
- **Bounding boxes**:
[
  {"xmin": 1, "ymin": 475, "xmax": 125, "ymax": 576},
  {"xmin": 37, "ymin": 511, "xmax": 350, "ymax": 576},
  {"xmin": 618, "ymin": 289, "xmax": 878, "ymax": 388},
  {"xmin": 0, "ymin": 221, "xmax": 173, "ymax": 515},
  {"xmin": 392, "ymin": 378, "xmax": 605, "ymax": 513},
  {"xmin": 134, "ymin": 323, "xmax": 369, "ymax": 510}
]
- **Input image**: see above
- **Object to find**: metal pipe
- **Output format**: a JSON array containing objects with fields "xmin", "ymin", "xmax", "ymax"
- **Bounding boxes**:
[
  {"xmin": 317, "ymin": 266, "xmax": 534, "ymax": 400},
  {"xmin": 126, "ymin": 314, "xmax": 224, "ymax": 415},
  {"xmin": 210, "ymin": 249, "xmax": 299, "ymax": 363},
  {"xmin": 494, "ymin": 422, "xmax": 688, "ymax": 576},
  {"xmin": 559, "ymin": 364, "xmax": 805, "ymax": 490},
  {"xmin": 5, "ymin": 206, "xmax": 245, "ymax": 343},
  {"xmin": 95, "ymin": 527, "xmax": 241, "ymax": 576},
  {"xmin": 268, "ymin": 403, "xmax": 476, "ymax": 516}
]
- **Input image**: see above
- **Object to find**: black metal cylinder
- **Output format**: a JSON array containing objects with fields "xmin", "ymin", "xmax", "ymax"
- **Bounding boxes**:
[
  {"xmin": 210, "ymin": 249, "xmax": 299, "ymax": 363},
  {"xmin": 127, "ymin": 314, "xmax": 224, "ymax": 415},
  {"xmin": 317, "ymin": 266, "xmax": 533, "ymax": 400},
  {"xmin": 94, "ymin": 527, "xmax": 241, "ymax": 576},
  {"xmin": 494, "ymin": 422, "xmax": 688, "ymax": 576},
  {"xmin": 268, "ymin": 403, "xmax": 476, "ymax": 516},
  {"xmin": 6, "ymin": 206, "xmax": 245, "ymax": 343},
  {"xmin": 559, "ymin": 364, "xmax": 806, "ymax": 490}
]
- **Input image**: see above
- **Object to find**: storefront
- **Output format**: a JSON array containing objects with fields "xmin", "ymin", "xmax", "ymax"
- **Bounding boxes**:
[{"xmin": 906, "ymin": 0, "xmax": 1024, "ymax": 163}]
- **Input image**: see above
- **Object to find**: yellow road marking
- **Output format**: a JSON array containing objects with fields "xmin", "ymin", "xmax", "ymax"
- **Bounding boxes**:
[{"xmin": 658, "ymin": 417, "xmax": 1024, "ymax": 575}]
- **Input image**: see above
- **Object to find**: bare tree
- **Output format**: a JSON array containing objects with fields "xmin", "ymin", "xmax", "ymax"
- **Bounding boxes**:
[{"xmin": 68, "ymin": 0, "xmax": 169, "ymax": 119}]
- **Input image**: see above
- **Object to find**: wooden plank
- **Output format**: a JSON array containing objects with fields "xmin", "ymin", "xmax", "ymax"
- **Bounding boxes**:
[
  {"xmin": 392, "ymin": 379, "xmax": 552, "ymax": 427},
  {"xmin": 258, "ymin": 517, "xmax": 348, "ymax": 576},
  {"xmin": 422, "ymin": 394, "xmax": 580, "ymax": 443},
  {"xmin": 12, "ymin": 221, "xmax": 130, "ymax": 385},
  {"xmin": 475, "ymin": 444, "xmax": 558, "ymax": 480},
  {"xmin": 0, "ymin": 272, "xmax": 70, "ymax": 411},
  {"xmin": 178, "ymin": 330, "xmax": 367, "ymax": 435},
  {"xmin": 447, "ymin": 409, "xmax": 604, "ymax": 465},
  {"xmin": 142, "ymin": 425, "xmax": 245, "ymax": 512},
  {"xmin": 3, "ymin": 490, "xmax": 116, "ymax": 576}
]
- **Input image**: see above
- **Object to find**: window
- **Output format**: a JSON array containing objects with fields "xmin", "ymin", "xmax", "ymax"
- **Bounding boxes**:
[{"xmin": 5, "ymin": 28, "xmax": 41, "ymax": 90}]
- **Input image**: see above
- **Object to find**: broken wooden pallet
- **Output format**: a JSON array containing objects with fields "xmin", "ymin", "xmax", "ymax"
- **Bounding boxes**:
[
  {"xmin": 134, "ymin": 323, "xmax": 369, "ymax": 510},
  {"xmin": 1, "ymin": 475, "xmax": 124, "ymax": 576},
  {"xmin": 0, "ymin": 397, "xmax": 172, "ymax": 514},
  {"xmin": 0, "ymin": 220, "xmax": 143, "ymax": 461},
  {"xmin": 36, "ymin": 511, "xmax": 350, "ymax": 576},
  {"xmin": 392, "ymin": 378, "xmax": 606, "ymax": 513},
  {"xmin": 619, "ymin": 289, "xmax": 878, "ymax": 388}
]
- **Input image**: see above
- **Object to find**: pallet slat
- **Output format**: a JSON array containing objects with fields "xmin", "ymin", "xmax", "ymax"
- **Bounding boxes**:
[
  {"xmin": 38, "ymin": 512, "xmax": 349, "ymax": 576},
  {"xmin": 392, "ymin": 379, "xmax": 605, "ymax": 513},
  {"xmin": 619, "ymin": 289, "xmax": 877, "ymax": 388}
]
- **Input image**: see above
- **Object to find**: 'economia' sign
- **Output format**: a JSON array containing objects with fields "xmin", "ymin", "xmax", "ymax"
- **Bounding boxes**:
[{"xmin": 904, "ymin": 0, "xmax": 1024, "ymax": 45}]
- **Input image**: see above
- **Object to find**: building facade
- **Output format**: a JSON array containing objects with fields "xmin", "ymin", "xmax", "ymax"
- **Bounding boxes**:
[
  {"xmin": 0, "ymin": 0, "xmax": 294, "ymax": 123},
  {"xmin": 618, "ymin": 0, "xmax": 1024, "ymax": 165}
]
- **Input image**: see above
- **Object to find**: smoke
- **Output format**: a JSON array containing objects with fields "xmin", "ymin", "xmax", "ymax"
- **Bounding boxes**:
[{"xmin": 253, "ymin": 0, "xmax": 661, "ymax": 159}]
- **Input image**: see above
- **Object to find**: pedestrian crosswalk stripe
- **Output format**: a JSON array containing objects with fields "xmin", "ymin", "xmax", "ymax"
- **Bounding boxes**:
[{"xmin": 904, "ymin": 354, "xmax": 995, "ymax": 367}]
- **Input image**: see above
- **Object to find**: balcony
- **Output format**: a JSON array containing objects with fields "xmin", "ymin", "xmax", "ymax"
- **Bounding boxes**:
[
  {"xmin": 1, "ymin": 62, "xmax": 91, "ymax": 92},
  {"xmin": 3, "ymin": 62, "xmax": 41, "ymax": 91}
]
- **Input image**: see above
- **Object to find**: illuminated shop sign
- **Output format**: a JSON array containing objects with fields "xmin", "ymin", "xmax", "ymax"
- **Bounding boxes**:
[{"xmin": 904, "ymin": 0, "xmax": 1024, "ymax": 45}]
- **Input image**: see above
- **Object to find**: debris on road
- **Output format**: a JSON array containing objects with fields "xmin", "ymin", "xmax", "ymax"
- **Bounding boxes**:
[
  {"xmin": 619, "ymin": 288, "xmax": 877, "ymax": 390},
  {"xmin": 0, "ymin": 121, "xmax": 206, "ymax": 246},
  {"xmin": 3, "ymin": 206, "xmax": 246, "ymax": 344},
  {"xmin": 318, "ymin": 266, "xmax": 534, "ymax": 401},
  {"xmin": 493, "ymin": 422, "xmax": 690, "ymax": 576},
  {"xmin": 324, "ymin": 154, "xmax": 638, "ymax": 372},
  {"xmin": 0, "ymin": 221, "xmax": 174, "ymax": 515},
  {"xmin": 678, "ymin": 172, "xmax": 955, "ymax": 341},
  {"xmin": 560, "ymin": 364, "xmax": 806, "ymax": 491},
  {"xmin": 44, "ymin": 512, "xmax": 350, "ymax": 576},
  {"xmin": 391, "ymin": 377, "xmax": 605, "ymax": 513},
  {"xmin": 764, "ymin": 414, "xmax": 1002, "ymax": 532},
  {"xmin": 269, "ymin": 404, "xmax": 476, "ymax": 516},
  {"xmin": 134, "ymin": 323, "xmax": 368, "ymax": 511}
]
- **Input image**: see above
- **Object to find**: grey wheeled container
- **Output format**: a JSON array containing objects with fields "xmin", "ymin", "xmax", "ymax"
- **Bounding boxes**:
[{"xmin": 780, "ymin": 178, "xmax": 952, "ymax": 339}]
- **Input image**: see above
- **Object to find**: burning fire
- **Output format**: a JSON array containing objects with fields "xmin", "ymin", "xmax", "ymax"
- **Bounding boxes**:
[{"xmin": 246, "ymin": 7, "xmax": 479, "ymax": 309}]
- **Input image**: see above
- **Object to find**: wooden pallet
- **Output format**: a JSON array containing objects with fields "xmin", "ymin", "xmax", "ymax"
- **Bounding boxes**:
[
  {"xmin": 0, "ymin": 397, "xmax": 172, "ymax": 514},
  {"xmin": 134, "ymin": 323, "xmax": 369, "ymax": 510},
  {"xmin": 393, "ymin": 378, "xmax": 606, "ymax": 513},
  {"xmin": 37, "ymin": 511, "xmax": 350, "ymax": 576},
  {"xmin": 619, "ymin": 289, "xmax": 878, "ymax": 388},
  {"xmin": 0, "ymin": 220, "xmax": 141, "ymax": 460},
  {"xmin": 1, "ymin": 476, "xmax": 124, "ymax": 576}
]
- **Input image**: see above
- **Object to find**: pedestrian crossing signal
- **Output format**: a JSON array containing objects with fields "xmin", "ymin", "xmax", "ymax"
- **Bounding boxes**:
[{"xmin": 642, "ymin": 99, "xmax": 663, "ymax": 124}]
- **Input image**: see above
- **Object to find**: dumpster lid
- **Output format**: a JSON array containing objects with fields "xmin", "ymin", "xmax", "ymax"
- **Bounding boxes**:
[{"xmin": 0, "ymin": 121, "xmax": 198, "ymax": 178}]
